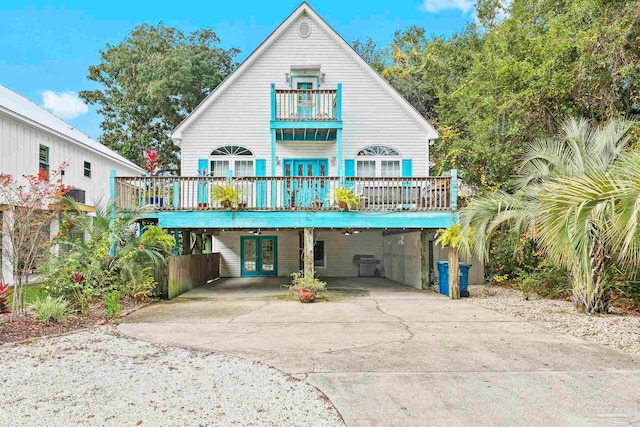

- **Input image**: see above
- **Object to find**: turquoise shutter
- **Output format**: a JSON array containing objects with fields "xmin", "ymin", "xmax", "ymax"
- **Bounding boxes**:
[
  {"xmin": 401, "ymin": 159, "xmax": 413, "ymax": 208},
  {"xmin": 402, "ymin": 159, "xmax": 413, "ymax": 177},
  {"xmin": 197, "ymin": 159, "xmax": 209, "ymax": 206},
  {"xmin": 256, "ymin": 159, "xmax": 267, "ymax": 207},
  {"xmin": 344, "ymin": 159, "xmax": 355, "ymax": 190}
]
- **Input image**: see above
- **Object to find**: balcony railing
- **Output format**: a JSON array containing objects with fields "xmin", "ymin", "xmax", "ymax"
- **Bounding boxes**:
[
  {"xmin": 272, "ymin": 88, "xmax": 340, "ymax": 121},
  {"xmin": 114, "ymin": 176, "xmax": 452, "ymax": 212}
]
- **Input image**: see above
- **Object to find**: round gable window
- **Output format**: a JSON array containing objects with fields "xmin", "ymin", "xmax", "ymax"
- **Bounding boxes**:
[{"xmin": 298, "ymin": 21, "xmax": 311, "ymax": 38}]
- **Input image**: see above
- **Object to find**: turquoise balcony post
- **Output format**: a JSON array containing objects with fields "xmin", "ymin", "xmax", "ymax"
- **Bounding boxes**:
[{"xmin": 336, "ymin": 83, "xmax": 342, "ymax": 121}]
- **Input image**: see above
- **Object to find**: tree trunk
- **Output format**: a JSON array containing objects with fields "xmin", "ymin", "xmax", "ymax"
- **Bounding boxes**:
[
  {"xmin": 303, "ymin": 228, "xmax": 314, "ymax": 278},
  {"xmin": 448, "ymin": 247, "xmax": 460, "ymax": 299}
]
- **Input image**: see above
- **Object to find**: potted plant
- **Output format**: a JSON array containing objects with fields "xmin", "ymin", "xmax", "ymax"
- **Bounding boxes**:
[
  {"xmin": 143, "ymin": 149, "xmax": 165, "ymax": 206},
  {"xmin": 335, "ymin": 187, "xmax": 362, "ymax": 211},
  {"xmin": 289, "ymin": 271, "xmax": 327, "ymax": 303},
  {"xmin": 211, "ymin": 181, "xmax": 244, "ymax": 210},
  {"xmin": 312, "ymin": 196, "xmax": 324, "ymax": 210}
]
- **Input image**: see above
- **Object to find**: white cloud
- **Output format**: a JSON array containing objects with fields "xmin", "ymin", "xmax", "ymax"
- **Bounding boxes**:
[
  {"xmin": 420, "ymin": 0, "xmax": 475, "ymax": 14},
  {"xmin": 41, "ymin": 90, "xmax": 88, "ymax": 119}
]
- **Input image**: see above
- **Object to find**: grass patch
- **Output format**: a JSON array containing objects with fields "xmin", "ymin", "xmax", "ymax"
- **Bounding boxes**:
[{"xmin": 7, "ymin": 283, "xmax": 48, "ymax": 306}]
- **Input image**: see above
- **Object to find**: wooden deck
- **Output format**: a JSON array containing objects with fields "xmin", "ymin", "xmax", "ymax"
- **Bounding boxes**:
[{"xmin": 114, "ymin": 176, "xmax": 453, "ymax": 212}]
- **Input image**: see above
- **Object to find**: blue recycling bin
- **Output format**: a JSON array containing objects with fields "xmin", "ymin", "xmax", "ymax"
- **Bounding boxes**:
[{"xmin": 437, "ymin": 261, "xmax": 471, "ymax": 297}]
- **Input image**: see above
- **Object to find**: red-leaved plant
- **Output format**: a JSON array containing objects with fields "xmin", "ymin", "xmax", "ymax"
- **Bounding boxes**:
[
  {"xmin": 144, "ymin": 149, "xmax": 161, "ymax": 177},
  {"xmin": 0, "ymin": 281, "xmax": 12, "ymax": 314}
]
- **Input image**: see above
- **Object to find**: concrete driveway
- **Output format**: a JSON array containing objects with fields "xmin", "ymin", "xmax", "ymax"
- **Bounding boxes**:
[{"xmin": 119, "ymin": 278, "xmax": 640, "ymax": 426}]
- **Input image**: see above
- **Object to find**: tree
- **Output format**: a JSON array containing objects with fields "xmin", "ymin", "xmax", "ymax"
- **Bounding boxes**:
[
  {"xmin": 80, "ymin": 23, "xmax": 240, "ymax": 172},
  {"xmin": 0, "ymin": 165, "xmax": 71, "ymax": 314},
  {"xmin": 352, "ymin": 37, "xmax": 387, "ymax": 73},
  {"xmin": 379, "ymin": 0, "xmax": 640, "ymax": 193},
  {"xmin": 460, "ymin": 118, "xmax": 635, "ymax": 313}
]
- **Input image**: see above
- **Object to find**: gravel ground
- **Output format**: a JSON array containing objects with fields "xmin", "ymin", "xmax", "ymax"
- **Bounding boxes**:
[
  {"xmin": 468, "ymin": 284, "xmax": 640, "ymax": 357},
  {"xmin": 0, "ymin": 327, "xmax": 344, "ymax": 427}
]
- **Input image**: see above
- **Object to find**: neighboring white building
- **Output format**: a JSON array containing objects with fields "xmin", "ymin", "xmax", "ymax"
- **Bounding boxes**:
[{"xmin": 0, "ymin": 84, "xmax": 145, "ymax": 283}]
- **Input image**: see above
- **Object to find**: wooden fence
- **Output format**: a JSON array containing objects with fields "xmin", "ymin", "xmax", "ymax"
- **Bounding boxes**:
[{"xmin": 158, "ymin": 253, "xmax": 221, "ymax": 299}]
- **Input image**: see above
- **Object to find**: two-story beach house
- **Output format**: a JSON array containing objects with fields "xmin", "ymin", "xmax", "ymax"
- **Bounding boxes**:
[
  {"xmin": 112, "ymin": 2, "xmax": 484, "ymax": 289},
  {"xmin": 0, "ymin": 84, "xmax": 145, "ymax": 283}
]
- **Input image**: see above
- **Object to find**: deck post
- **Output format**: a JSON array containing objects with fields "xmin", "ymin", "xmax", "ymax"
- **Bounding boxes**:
[
  {"xmin": 109, "ymin": 169, "xmax": 116, "ymax": 201},
  {"xmin": 303, "ymin": 227, "xmax": 314, "ymax": 278},
  {"xmin": 181, "ymin": 231, "xmax": 190, "ymax": 255},
  {"xmin": 194, "ymin": 234, "xmax": 203, "ymax": 255},
  {"xmin": 336, "ymin": 128, "xmax": 343, "ymax": 180},
  {"xmin": 450, "ymin": 169, "xmax": 457, "ymax": 211},
  {"xmin": 420, "ymin": 230, "xmax": 429, "ymax": 290},
  {"xmin": 270, "ymin": 83, "xmax": 276, "ymax": 121}
]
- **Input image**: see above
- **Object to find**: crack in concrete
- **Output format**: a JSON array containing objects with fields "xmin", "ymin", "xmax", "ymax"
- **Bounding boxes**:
[
  {"xmin": 374, "ymin": 299, "xmax": 416, "ymax": 343},
  {"xmin": 227, "ymin": 301, "xmax": 272, "ymax": 323}
]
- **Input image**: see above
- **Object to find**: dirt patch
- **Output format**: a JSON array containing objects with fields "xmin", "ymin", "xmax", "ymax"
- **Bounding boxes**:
[{"xmin": 0, "ymin": 298, "xmax": 148, "ymax": 345}]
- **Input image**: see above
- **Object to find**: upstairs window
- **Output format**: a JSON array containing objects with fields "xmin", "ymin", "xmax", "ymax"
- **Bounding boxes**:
[
  {"xmin": 356, "ymin": 145, "xmax": 401, "ymax": 178},
  {"xmin": 210, "ymin": 145, "xmax": 254, "ymax": 177},
  {"xmin": 39, "ymin": 144, "xmax": 49, "ymax": 173},
  {"xmin": 83, "ymin": 161, "xmax": 91, "ymax": 178}
]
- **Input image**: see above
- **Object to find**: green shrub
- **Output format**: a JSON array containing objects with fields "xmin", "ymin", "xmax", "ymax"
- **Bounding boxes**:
[
  {"xmin": 104, "ymin": 291, "xmax": 122, "ymax": 318},
  {"xmin": 30, "ymin": 296, "xmax": 69, "ymax": 323},
  {"xmin": 289, "ymin": 271, "xmax": 327, "ymax": 295}
]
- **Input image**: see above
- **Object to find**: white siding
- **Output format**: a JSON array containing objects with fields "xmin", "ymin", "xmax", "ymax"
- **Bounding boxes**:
[
  {"xmin": 180, "ymin": 12, "xmax": 431, "ymax": 178},
  {"xmin": 213, "ymin": 230, "xmax": 300, "ymax": 278},
  {"xmin": 315, "ymin": 230, "xmax": 383, "ymax": 277},
  {"xmin": 0, "ymin": 112, "xmax": 141, "ymax": 209},
  {"xmin": 382, "ymin": 232, "xmax": 422, "ymax": 289}
]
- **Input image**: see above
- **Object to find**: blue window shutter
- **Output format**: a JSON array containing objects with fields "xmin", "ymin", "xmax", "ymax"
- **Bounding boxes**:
[
  {"xmin": 344, "ymin": 159, "xmax": 355, "ymax": 190},
  {"xmin": 402, "ymin": 159, "xmax": 413, "ymax": 177},
  {"xmin": 197, "ymin": 159, "xmax": 209, "ymax": 205},
  {"xmin": 344, "ymin": 159, "xmax": 355, "ymax": 177},
  {"xmin": 256, "ymin": 159, "xmax": 267, "ymax": 207}
]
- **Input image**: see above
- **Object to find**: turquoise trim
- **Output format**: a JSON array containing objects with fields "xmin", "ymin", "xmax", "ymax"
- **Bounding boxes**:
[
  {"xmin": 402, "ymin": 159, "xmax": 413, "ymax": 177},
  {"xmin": 152, "ymin": 210, "xmax": 456, "ymax": 230},
  {"xmin": 275, "ymin": 131, "xmax": 336, "ymax": 141},
  {"xmin": 173, "ymin": 230, "xmax": 179, "ymax": 256},
  {"xmin": 336, "ymin": 83, "xmax": 342, "ymax": 120},
  {"xmin": 240, "ymin": 235, "xmax": 278, "ymax": 277},
  {"xmin": 344, "ymin": 159, "xmax": 355, "ymax": 189},
  {"xmin": 290, "ymin": 74, "xmax": 321, "ymax": 89},
  {"xmin": 256, "ymin": 159, "xmax": 267, "ymax": 207},
  {"xmin": 270, "ymin": 128, "xmax": 277, "ymax": 208},
  {"xmin": 226, "ymin": 169, "xmax": 233, "ymax": 182},
  {"xmin": 450, "ymin": 169, "xmax": 458, "ymax": 211},
  {"xmin": 197, "ymin": 159, "xmax": 209, "ymax": 205},
  {"xmin": 336, "ymin": 128, "xmax": 343, "ymax": 178},
  {"xmin": 271, "ymin": 121, "xmax": 342, "ymax": 129},
  {"xmin": 109, "ymin": 169, "xmax": 116, "ymax": 200}
]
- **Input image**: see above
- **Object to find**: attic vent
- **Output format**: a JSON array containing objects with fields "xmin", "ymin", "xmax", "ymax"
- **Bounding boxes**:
[{"xmin": 298, "ymin": 21, "xmax": 311, "ymax": 38}]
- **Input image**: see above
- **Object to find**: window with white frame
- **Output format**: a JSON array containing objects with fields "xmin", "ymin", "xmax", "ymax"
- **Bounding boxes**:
[
  {"xmin": 356, "ymin": 145, "xmax": 401, "ymax": 177},
  {"xmin": 210, "ymin": 145, "xmax": 254, "ymax": 177}
]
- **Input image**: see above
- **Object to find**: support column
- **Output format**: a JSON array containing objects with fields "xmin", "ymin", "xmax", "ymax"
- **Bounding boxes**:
[
  {"xmin": 303, "ymin": 227, "xmax": 314, "ymax": 278},
  {"xmin": 181, "ymin": 231, "xmax": 190, "ymax": 255},
  {"xmin": 336, "ymin": 128, "xmax": 343, "ymax": 179},
  {"xmin": 448, "ymin": 246, "xmax": 460, "ymax": 299},
  {"xmin": 194, "ymin": 234, "xmax": 203, "ymax": 255},
  {"xmin": 420, "ymin": 230, "xmax": 429, "ymax": 290},
  {"xmin": 173, "ymin": 231, "xmax": 180, "ymax": 256},
  {"xmin": 1, "ymin": 208, "xmax": 14, "ymax": 284}
]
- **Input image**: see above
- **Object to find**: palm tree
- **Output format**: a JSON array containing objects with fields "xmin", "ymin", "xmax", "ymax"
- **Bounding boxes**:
[{"xmin": 460, "ymin": 118, "xmax": 635, "ymax": 313}]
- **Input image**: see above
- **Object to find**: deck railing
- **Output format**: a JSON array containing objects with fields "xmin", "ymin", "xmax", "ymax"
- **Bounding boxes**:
[
  {"xmin": 273, "ymin": 89, "xmax": 339, "ymax": 121},
  {"xmin": 114, "ymin": 176, "xmax": 452, "ymax": 212}
]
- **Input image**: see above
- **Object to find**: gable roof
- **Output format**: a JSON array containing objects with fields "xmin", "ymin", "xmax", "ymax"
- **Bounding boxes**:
[
  {"xmin": 171, "ymin": 2, "xmax": 439, "ymax": 143},
  {"xmin": 0, "ymin": 84, "xmax": 145, "ymax": 174}
]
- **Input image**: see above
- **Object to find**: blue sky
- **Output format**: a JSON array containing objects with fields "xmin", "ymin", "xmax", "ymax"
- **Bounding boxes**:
[{"xmin": 0, "ymin": 0, "xmax": 474, "ymax": 139}]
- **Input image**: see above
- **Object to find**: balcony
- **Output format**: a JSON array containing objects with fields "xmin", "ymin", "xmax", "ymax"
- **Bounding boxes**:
[
  {"xmin": 114, "ymin": 176, "xmax": 452, "ymax": 212},
  {"xmin": 270, "ymin": 84, "xmax": 342, "ymax": 141}
]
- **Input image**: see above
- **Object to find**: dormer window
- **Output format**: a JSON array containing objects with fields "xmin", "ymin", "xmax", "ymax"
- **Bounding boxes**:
[{"xmin": 210, "ymin": 145, "xmax": 254, "ymax": 177}]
